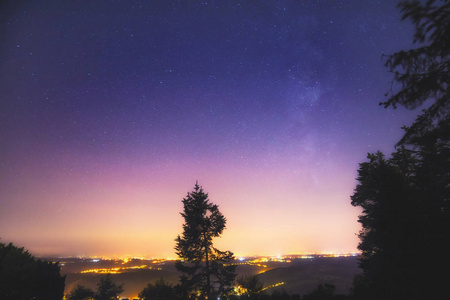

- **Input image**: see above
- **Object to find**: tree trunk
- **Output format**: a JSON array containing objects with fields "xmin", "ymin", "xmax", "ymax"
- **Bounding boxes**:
[{"xmin": 203, "ymin": 231, "xmax": 211, "ymax": 299}]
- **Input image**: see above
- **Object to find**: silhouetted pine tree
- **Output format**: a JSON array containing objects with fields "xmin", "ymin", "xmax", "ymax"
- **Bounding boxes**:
[{"xmin": 175, "ymin": 182, "xmax": 236, "ymax": 299}]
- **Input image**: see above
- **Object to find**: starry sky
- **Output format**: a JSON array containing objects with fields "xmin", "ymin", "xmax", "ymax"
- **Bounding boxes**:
[{"xmin": 1, "ymin": 0, "xmax": 419, "ymax": 258}]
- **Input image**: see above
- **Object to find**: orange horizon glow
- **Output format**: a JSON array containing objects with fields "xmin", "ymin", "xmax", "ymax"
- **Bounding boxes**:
[
  {"xmin": 1, "ymin": 160, "xmax": 362, "ymax": 258},
  {"xmin": 2, "ymin": 156, "xmax": 363, "ymax": 258}
]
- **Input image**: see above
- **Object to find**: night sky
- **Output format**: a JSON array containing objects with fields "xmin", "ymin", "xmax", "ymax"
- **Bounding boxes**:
[{"xmin": 1, "ymin": 0, "xmax": 419, "ymax": 258}]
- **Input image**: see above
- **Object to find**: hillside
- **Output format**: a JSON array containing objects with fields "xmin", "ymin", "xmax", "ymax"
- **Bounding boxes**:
[
  {"xmin": 258, "ymin": 256, "xmax": 361, "ymax": 296},
  {"xmin": 62, "ymin": 256, "xmax": 361, "ymax": 298}
]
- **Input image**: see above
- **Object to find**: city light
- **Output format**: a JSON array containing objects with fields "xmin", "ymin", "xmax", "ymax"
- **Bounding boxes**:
[{"xmin": 80, "ymin": 265, "xmax": 162, "ymax": 274}]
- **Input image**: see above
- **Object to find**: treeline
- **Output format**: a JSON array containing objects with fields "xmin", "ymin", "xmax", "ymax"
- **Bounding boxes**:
[
  {"xmin": 67, "ymin": 276, "xmax": 354, "ymax": 300},
  {"xmin": 0, "ymin": 242, "xmax": 65, "ymax": 300}
]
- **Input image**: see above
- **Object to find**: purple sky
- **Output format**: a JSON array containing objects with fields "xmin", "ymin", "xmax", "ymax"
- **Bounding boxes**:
[{"xmin": 1, "ymin": 0, "xmax": 419, "ymax": 258}]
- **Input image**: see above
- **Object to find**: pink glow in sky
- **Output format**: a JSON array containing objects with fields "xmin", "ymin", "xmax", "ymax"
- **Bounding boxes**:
[{"xmin": 2, "ymin": 148, "xmax": 363, "ymax": 257}]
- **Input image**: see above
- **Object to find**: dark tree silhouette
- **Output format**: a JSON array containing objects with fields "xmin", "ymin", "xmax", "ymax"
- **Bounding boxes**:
[
  {"xmin": 352, "ymin": 147, "xmax": 450, "ymax": 299},
  {"xmin": 302, "ymin": 284, "xmax": 338, "ymax": 300},
  {"xmin": 175, "ymin": 182, "xmax": 236, "ymax": 299},
  {"xmin": 138, "ymin": 278, "xmax": 178, "ymax": 300},
  {"xmin": 236, "ymin": 275, "xmax": 264, "ymax": 297},
  {"xmin": 67, "ymin": 285, "xmax": 95, "ymax": 300},
  {"xmin": 0, "ymin": 242, "xmax": 66, "ymax": 300},
  {"xmin": 351, "ymin": 1, "xmax": 450, "ymax": 299},
  {"xmin": 382, "ymin": 0, "xmax": 450, "ymax": 145},
  {"xmin": 269, "ymin": 289, "xmax": 290, "ymax": 300},
  {"xmin": 94, "ymin": 274, "xmax": 124, "ymax": 300},
  {"xmin": 351, "ymin": 151, "xmax": 415, "ymax": 299}
]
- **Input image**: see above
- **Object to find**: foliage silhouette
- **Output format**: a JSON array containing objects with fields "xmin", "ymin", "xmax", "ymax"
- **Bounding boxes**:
[
  {"xmin": 302, "ymin": 284, "xmax": 342, "ymax": 300},
  {"xmin": 351, "ymin": 1, "xmax": 450, "ymax": 299},
  {"xmin": 175, "ymin": 182, "xmax": 236, "ymax": 299},
  {"xmin": 382, "ymin": 0, "xmax": 450, "ymax": 145},
  {"xmin": 94, "ymin": 274, "xmax": 124, "ymax": 300},
  {"xmin": 67, "ymin": 285, "xmax": 95, "ymax": 300},
  {"xmin": 236, "ymin": 275, "xmax": 264, "ymax": 296},
  {"xmin": 138, "ymin": 278, "xmax": 178, "ymax": 300},
  {"xmin": 0, "ymin": 242, "xmax": 65, "ymax": 300},
  {"xmin": 351, "ymin": 147, "xmax": 449, "ymax": 299},
  {"xmin": 269, "ymin": 289, "xmax": 290, "ymax": 300}
]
